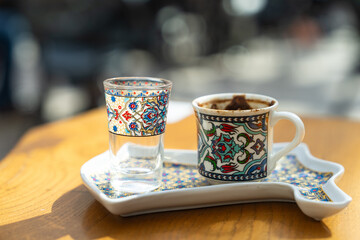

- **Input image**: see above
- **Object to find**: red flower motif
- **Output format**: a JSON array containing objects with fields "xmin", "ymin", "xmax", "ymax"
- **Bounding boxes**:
[
  {"xmin": 122, "ymin": 111, "xmax": 132, "ymax": 121},
  {"xmin": 221, "ymin": 164, "xmax": 238, "ymax": 173},
  {"xmin": 114, "ymin": 109, "xmax": 119, "ymax": 120},
  {"xmin": 220, "ymin": 124, "xmax": 237, "ymax": 133}
]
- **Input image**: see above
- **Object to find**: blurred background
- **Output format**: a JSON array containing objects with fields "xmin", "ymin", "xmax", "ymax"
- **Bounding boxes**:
[{"xmin": 1, "ymin": 0, "xmax": 360, "ymax": 159}]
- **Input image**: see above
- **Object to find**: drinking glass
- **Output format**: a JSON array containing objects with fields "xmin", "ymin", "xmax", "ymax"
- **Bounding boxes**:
[{"xmin": 103, "ymin": 77, "xmax": 172, "ymax": 193}]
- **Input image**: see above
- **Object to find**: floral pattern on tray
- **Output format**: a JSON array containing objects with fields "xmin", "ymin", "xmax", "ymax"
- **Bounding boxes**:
[{"xmin": 90, "ymin": 155, "xmax": 332, "ymax": 202}]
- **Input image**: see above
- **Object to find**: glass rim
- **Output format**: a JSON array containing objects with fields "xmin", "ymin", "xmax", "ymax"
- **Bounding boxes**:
[{"xmin": 103, "ymin": 77, "xmax": 172, "ymax": 90}]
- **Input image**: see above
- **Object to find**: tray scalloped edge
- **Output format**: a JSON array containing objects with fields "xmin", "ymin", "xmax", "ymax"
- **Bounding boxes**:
[{"xmin": 80, "ymin": 143, "xmax": 352, "ymax": 220}]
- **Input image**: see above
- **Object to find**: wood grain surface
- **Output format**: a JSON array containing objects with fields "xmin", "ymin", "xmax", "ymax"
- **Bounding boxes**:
[{"xmin": 0, "ymin": 107, "xmax": 359, "ymax": 240}]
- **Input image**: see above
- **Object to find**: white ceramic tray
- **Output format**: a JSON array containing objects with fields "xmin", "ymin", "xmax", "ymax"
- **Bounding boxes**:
[{"xmin": 80, "ymin": 143, "xmax": 351, "ymax": 220}]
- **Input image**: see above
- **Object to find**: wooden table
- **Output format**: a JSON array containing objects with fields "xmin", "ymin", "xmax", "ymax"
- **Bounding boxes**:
[{"xmin": 0, "ymin": 108, "xmax": 359, "ymax": 240}]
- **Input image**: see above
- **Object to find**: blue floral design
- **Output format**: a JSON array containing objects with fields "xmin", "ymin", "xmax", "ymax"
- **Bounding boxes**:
[
  {"xmin": 128, "ymin": 101, "xmax": 138, "ymax": 111},
  {"xmin": 105, "ymin": 90, "xmax": 170, "ymax": 136},
  {"xmin": 141, "ymin": 107, "xmax": 159, "ymax": 125},
  {"xmin": 158, "ymin": 94, "xmax": 168, "ymax": 106},
  {"xmin": 129, "ymin": 122, "xmax": 139, "ymax": 131}
]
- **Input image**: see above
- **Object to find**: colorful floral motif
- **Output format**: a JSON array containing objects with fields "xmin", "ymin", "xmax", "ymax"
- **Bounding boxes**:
[
  {"xmin": 90, "ymin": 155, "xmax": 332, "ymax": 202},
  {"xmin": 211, "ymin": 133, "xmax": 241, "ymax": 163},
  {"xmin": 141, "ymin": 105, "xmax": 159, "ymax": 126},
  {"xmin": 196, "ymin": 112, "xmax": 268, "ymax": 181},
  {"xmin": 105, "ymin": 90, "xmax": 170, "ymax": 136},
  {"xmin": 128, "ymin": 101, "xmax": 138, "ymax": 111}
]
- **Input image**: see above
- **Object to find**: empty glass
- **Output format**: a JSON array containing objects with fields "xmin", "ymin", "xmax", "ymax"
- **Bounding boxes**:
[{"xmin": 103, "ymin": 77, "xmax": 172, "ymax": 193}]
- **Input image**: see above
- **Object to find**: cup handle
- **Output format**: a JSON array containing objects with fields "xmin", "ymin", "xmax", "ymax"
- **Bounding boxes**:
[{"xmin": 270, "ymin": 111, "xmax": 305, "ymax": 164}]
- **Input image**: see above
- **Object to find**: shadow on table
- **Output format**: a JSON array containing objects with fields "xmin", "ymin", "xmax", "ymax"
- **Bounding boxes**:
[{"xmin": 0, "ymin": 185, "xmax": 331, "ymax": 239}]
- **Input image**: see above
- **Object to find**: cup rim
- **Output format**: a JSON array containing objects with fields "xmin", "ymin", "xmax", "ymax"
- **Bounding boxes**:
[
  {"xmin": 192, "ymin": 93, "xmax": 279, "ymax": 113},
  {"xmin": 103, "ymin": 77, "xmax": 172, "ymax": 90}
]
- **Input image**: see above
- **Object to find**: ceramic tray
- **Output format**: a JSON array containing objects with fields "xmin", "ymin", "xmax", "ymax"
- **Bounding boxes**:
[{"xmin": 80, "ymin": 143, "xmax": 351, "ymax": 220}]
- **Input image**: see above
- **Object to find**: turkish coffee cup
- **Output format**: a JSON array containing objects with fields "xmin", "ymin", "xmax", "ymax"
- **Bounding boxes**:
[{"xmin": 192, "ymin": 93, "xmax": 305, "ymax": 184}]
